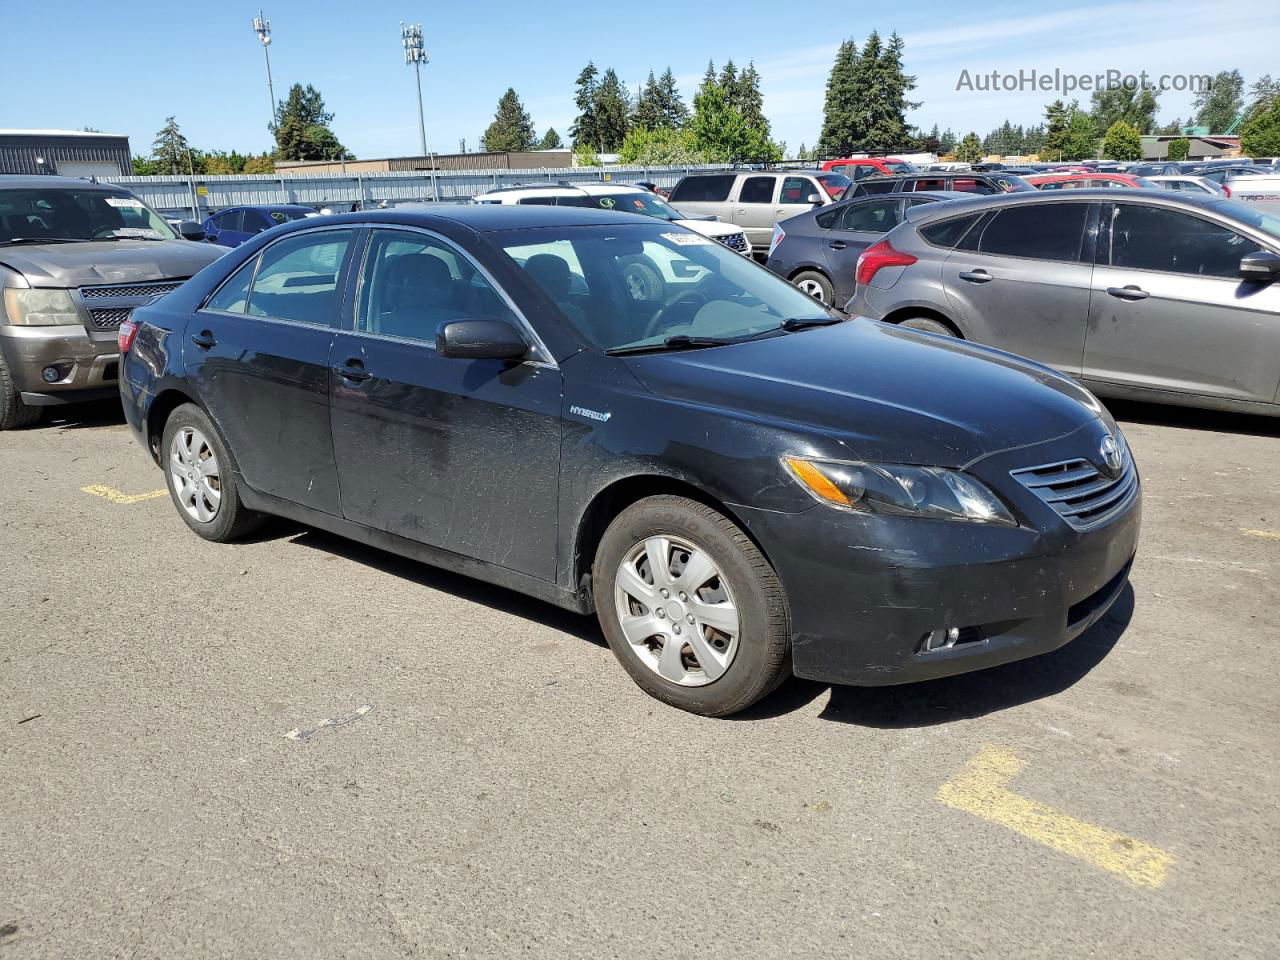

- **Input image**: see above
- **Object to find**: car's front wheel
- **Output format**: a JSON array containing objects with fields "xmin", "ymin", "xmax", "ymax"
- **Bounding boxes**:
[
  {"xmin": 593, "ymin": 495, "xmax": 790, "ymax": 717},
  {"xmin": 161, "ymin": 403, "xmax": 263, "ymax": 542},
  {"xmin": 0, "ymin": 355, "xmax": 42, "ymax": 430}
]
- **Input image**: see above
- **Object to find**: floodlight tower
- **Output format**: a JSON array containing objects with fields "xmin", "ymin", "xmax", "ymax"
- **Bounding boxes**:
[
  {"xmin": 401, "ymin": 21, "xmax": 428, "ymax": 157},
  {"xmin": 253, "ymin": 12, "xmax": 277, "ymax": 129}
]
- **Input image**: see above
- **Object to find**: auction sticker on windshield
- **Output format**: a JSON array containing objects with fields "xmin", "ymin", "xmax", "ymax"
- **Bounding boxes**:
[
  {"xmin": 104, "ymin": 197, "xmax": 144, "ymax": 208},
  {"xmin": 661, "ymin": 232, "xmax": 713, "ymax": 245}
]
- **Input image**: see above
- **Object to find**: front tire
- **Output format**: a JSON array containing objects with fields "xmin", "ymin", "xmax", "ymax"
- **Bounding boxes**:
[
  {"xmin": 593, "ymin": 495, "xmax": 790, "ymax": 717},
  {"xmin": 791, "ymin": 270, "xmax": 834, "ymax": 305},
  {"xmin": 0, "ymin": 355, "xmax": 42, "ymax": 430},
  {"xmin": 161, "ymin": 403, "xmax": 262, "ymax": 542}
]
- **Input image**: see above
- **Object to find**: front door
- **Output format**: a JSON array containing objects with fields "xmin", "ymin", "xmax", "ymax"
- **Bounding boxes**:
[
  {"xmin": 732, "ymin": 175, "xmax": 783, "ymax": 249},
  {"xmin": 328, "ymin": 227, "xmax": 563, "ymax": 580},
  {"xmin": 1083, "ymin": 201, "xmax": 1280, "ymax": 403},
  {"xmin": 942, "ymin": 201, "xmax": 1096, "ymax": 374},
  {"xmin": 185, "ymin": 226, "xmax": 358, "ymax": 514}
]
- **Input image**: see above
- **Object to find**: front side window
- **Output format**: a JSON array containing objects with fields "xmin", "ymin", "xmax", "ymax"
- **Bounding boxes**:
[
  {"xmin": 909, "ymin": 178, "xmax": 947, "ymax": 192},
  {"xmin": 243, "ymin": 229, "xmax": 354, "ymax": 326},
  {"xmin": 952, "ymin": 178, "xmax": 998, "ymax": 195},
  {"xmin": 738, "ymin": 177, "xmax": 776, "ymax": 205},
  {"xmin": 1110, "ymin": 204, "xmax": 1262, "ymax": 279},
  {"xmin": 779, "ymin": 177, "xmax": 816, "ymax": 204},
  {"xmin": 358, "ymin": 229, "xmax": 510, "ymax": 342},
  {"xmin": 497, "ymin": 223, "xmax": 832, "ymax": 353},
  {"xmin": 0, "ymin": 188, "xmax": 176, "ymax": 243},
  {"xmin": 669, "ymin": 175, "xmax": 736, "ymax": 203},
  {"xmin": 979, "ymin": 203, "xmax": 1090, "ymax": 262}
]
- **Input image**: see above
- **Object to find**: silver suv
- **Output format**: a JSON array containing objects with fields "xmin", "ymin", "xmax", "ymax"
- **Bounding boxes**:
[
  {"xmin": 0, "ymin": 175, "xmax": 225, "ymax": 428},
  {"xmin": 849, "ymin": 190, "xmax": 1280, "ymax": 416},
  {"xmin": 669, "ymin": 170, "xmax": 852, "ymax": 251}
]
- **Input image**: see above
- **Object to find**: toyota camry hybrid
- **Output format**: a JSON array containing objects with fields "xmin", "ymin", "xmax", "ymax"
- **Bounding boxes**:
[{"xmin": 119, "ymin": 205, "xmax": 1139, "ymax": 716}]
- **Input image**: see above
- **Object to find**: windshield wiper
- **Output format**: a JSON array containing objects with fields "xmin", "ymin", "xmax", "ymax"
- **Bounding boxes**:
[
  {"xmin": 0, "ymin": 237, "xmax": 93, "ymax": 246},
  {"xmin": 96, "ymin": 234, "xmax": 166, "ymax": 241},
  {"xmin": 779, "ymin": 316, "xmax": 844, "ymax": 330},
  {"xmin": 605, "ymin": 335, "xmax": 741, "ymax": 356}
]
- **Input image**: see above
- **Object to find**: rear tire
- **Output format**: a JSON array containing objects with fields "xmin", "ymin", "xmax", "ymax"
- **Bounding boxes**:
[
  {"xmin": 593, "ymin": 495, "xmax": 790, "ymax": 717},
  {"xmin": 898, "ymin": 316, "xmax": 958, "ymax": 337},
  {"xmin": 161, "ymin": 403, "xmax": 263, "ymax": 542},
  {"xmin": 0, "ymin": 356, "xmax": 42, "ymax": 430},
  {"xmin": 791, "ymin": 270, "xmax": 834, "ymax": 306}
]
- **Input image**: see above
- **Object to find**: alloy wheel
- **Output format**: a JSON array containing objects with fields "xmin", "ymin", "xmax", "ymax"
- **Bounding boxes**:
[
  {"xmin": 613, "ymin": 535, "xmax": 740, "ymax": 686},
  {"xmin": 797, "ymin": 278, "xmax": 828, "ymax": 302},
  {"xmin": 169, "ymin": 426, "xmax": 222, "ymax": 523}
]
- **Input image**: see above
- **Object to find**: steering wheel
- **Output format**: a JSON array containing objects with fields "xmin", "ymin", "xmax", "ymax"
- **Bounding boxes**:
[{"xmin": 642, "ymin": 289, "xmax": 710, "ymax": 339}]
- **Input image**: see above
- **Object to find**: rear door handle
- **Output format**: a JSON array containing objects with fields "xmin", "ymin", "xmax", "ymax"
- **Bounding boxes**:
[
  {"xmin": 958, "ymin": 269, "xmax": 993, "ymax": 283},
  {"xmin": 334, "ymin": 358, "xmax": 371, "ymax": 382},
  {"xmin": 1106, "ymin": 285, "xmax": 1149, "ymax": 301},
  {"xmin": 828, "ymin": 240, "xmax": 848, "ymax": 250},
  {"xmin": 190, "ymin": 330, "xmax": 216, "ymax": 349}
]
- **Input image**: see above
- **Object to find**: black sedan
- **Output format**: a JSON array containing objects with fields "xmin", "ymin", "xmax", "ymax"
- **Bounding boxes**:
[
  {"xmin": 119, "ymin": 205, "xmax": 1139, "ymax": 716},
  {"xmin": 766, "ymin": 191, "xmax": 969, "ymax": 306}
]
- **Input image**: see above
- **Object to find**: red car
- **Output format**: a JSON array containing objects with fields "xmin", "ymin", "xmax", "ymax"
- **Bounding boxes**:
[
  {"xmin": 1026, "ymin": 173, "xmax": 1157, "ymax": 190},
  {"xmin": 821, "ymin": 157, "xmax": 917, "ymax": 182}
]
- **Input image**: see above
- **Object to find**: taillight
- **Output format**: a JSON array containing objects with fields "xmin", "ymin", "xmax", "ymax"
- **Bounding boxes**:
[
  {"xmin": 855, "ymin": 239, "xmax": 918, "ymax": 287},
  {"xmin": 118, "ymin": 318, "xmax": 138, "ymax": 352},
  {"xmin": 768, "ymin": 225, "xmax": 785, "ymax": 257}
]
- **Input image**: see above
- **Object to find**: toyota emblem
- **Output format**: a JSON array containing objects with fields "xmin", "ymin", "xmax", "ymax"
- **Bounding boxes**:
[{"xmin": 1099, "ymin": 434, "xmax": 1123, "ymax": 475}]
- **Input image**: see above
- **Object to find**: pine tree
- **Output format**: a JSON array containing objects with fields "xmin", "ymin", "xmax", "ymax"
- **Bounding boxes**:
[
  {"xmin": 656, "ymin": 67, "xmax": 689, "ymax": 128},
  {"xmin": 1062, "ymin": 107, "xmax": 1098, "ymax": 160},
  {"xmin": 570, "ymin": 63, "xmax": 600, "ymax": 149},
  {"xmin": 538, "ymin": 127, "xmax": 563, "ymax": 150},
  {"xmin": 273, "ymin": 83, "xmax": 351, "ymax": 161},
  {"xmin": 1246, "ymin": 75, "xmax": 1280, "ymax": 122},
  {"xmin": 1042, "ymin": 100, "xmax": 1070, "ymax": 160},
  {"xmin": 1090, "ymin": 85, "xmax": 1161, "ymax": 135},
  {"xmin": 690, "ymin": 70, "xmax": 780, "ymax": 163},
  {"xmin": 955, "ymin": 132, "xmax": 983, "ymax": 164},
  {"xmin": 736, "ymin": 62, "xmax": 769, "ymax": 136},
  {"xmin": 864, "ymin": 32, "xmax": 918, "ymax": 151},
  {"xmin": 1240, "ymin": 94, "xmax": 1280, "ymax": 155},
  {"xmin": 1193, "ymin": 70, "xmax": 1244, "ymax": 134},
  {"xmin": 150, "ymin": 116, "xmax": 191, "ymax": 174},
  {"xmin": 940, "ymin": 128, "xmax": 957, "ymax": 152},
  {"xmin": 718, "ymin": 60, "xmax": 739, "ymax": 102},
  {"xmin": 633, "ymin": 71, "xmax": 665, "ymax": 130},
  {"xmin": 594, "ymin": 68, "xmax": 631, "ymax": 152},
  {"xmin": 482, "ymin": 88, "xmax": 535, "ymax": 153},
  {"xmin": 818, "ymin": 39, "xmax": 859, "ymax": 156}
]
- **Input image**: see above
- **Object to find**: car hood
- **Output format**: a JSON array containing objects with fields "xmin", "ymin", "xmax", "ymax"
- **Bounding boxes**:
[
  {"xmin": 674, "ymin": 219, "xmax": 742, "ymax": 238},
  {"xmin": 621, "ymin": 319, "xmax": 1107, "ymax": 467},
  {"xmin": 0, "ymin": 239, "xmax": 226, "ymax": 287}
]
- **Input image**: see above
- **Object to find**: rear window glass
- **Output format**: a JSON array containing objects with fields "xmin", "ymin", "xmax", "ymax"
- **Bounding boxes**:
[
  {"xmin": 669, "ymin": 175, "xmax": 736, "ymax": 203},
  {"xmin": 855, "ymin": 180, "xmax": 896, "ymax": 196},
  {"xmin": 920, "ymin": 213, "xmax": 982, "ymax": 249},
  {"xmin": 739, "ymin": 176, "xmax": 776, "ymax": 204},
  {"xmin": 816, "ymin": 173, "xmax": 851, "ymax": 199}
]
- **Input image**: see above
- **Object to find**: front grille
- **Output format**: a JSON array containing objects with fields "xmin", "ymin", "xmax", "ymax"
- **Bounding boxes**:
[
  {"xmin": 1011, "ymin": 443, "xmax": 1138, "ymax": 531},
  {"xmin": 88, "ymin": 307, "xmax": 133, "ymax": 330},
  {"xmin": 80, "ymin": 280, "xmax": 185, "ymax": 300},
  {"xmin": 717, "ymin": 232, "xmax": 748, "ymax": 252}
]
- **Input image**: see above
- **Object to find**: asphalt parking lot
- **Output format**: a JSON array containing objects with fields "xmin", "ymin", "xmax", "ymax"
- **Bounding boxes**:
[{"xmin": 2, "ymin": 398, "xmax": 1277, "ymax": 959}]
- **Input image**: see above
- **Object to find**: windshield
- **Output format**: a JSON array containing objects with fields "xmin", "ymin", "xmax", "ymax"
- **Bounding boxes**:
[
  {"xmin": 497, "ymin": 222, "xmax": 834, "ymax": 352},
  {"xmin": 816, "ymin": 173, "xmax": 853, "ymax": 200},
  {"xmin": 886, "ymin": 161, "xmax": 917, "ymax": 174},
  {"xmin": 0, "ymin": 188, "xmax": 177, "ymax": 243},
  {"xmin": 269, "ymin": 208, "xmax": 312, "ymax": 224},
  {"xmin": 996, "ymin": 175, "xmax": 1036, "ymax": 193},
  {"xmin": 559, "ymin": 191, "xmax": 684, "ymax": 221},
  {"xmin": 1209, "ymin": 199, "xmax": 1280, "ymax": 242}
]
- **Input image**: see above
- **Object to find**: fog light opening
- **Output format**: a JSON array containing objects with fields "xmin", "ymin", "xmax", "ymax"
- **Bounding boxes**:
[
  {"xmin": 919, "ymin": 625, "xmax": 987, "ymax": 654},
  {"xmin": 41, "ymin": 365, "xmax": 67, "ymax": 383}
]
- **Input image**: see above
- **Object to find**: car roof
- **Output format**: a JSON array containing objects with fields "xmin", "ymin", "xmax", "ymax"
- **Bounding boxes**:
[
  {"xmin": 902, "ymin": 187, "xmax": 1231, "ymax": 224},
  {"xmin": 475, "ymin": 183, "xmax": 647, "ymax": 198},
  {"xmin": 292, "ymin": 204, "xmax": 639, "ymax": 233},
  {"xmin": 0, "ymin": 174, "xmax": 129, "ymax": 191}
]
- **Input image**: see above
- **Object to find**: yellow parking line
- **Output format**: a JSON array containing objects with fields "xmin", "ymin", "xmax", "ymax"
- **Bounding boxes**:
[
  {"xmin": 937, "ymin": 745, "xmax": 1173, "ymax": 889},
  {"xmin": 81, "ymin": 484, "xmax": 168, "ymax": 505},
  {"xmin": 1241, "ymin": 528, "xmax": 1280, "ymax": 541}
]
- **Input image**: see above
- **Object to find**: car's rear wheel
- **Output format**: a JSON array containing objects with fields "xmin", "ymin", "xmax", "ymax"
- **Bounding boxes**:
[
  {"xmin": 898, "ymin": 316, "xmax": 958, "ymax": 337},
  {"xmin": 161, "ymin": 403, "xmax": 263, "ymax": 542},
  {"xmin": 791, "ymin": 270, "xmax": 834, "ymax": 305},
  {"xmin": 0, "ymin": 356, "xmax": 42, "ymax": 430},
  {"xmin": 593, "ymin": 495, "xmax": 790, "ymax": 717}
]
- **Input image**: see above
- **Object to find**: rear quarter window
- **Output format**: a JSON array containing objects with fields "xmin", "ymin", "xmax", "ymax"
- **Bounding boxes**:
[
  {"xmin": 919, "ymin": 213, "xmax": 983, "ymax": 249},
  {"xmin": 669, "ymin": 175, "xmax": 736, "ymax": 203}
]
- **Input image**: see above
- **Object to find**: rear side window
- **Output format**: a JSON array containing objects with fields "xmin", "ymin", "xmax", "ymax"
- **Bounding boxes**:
[
  {"xmin": 243, "ymin": 230, "xmax": 355, "ymax": 327},
  {"xmin": 857, "ymin": 179, "xmax": 896, "ymax": 195},
  {"xmin": 814, "ymin": 206, "xmax": 842, "ymax": 229},
  {"xmin": 739, "ymin": 176, "xmax": 776, "ymax": 204},
  {"xmin": 978, "ymin": 203, "xmax": 1090, "ymax": 262},
  {"xmin": 215, "ymin": 210, "xmax": 244, "ymax": 232},
  {"xmin": 840, "ymin": 198, "xmax": 902, "ymax": 233},
  {"xmin": 669, "ymin": 175, "xmax": 736, "ymax": 203},
  {"xmin": 919, "ymin": 213, "xmax": 982, "ymax": 249},
  {"xmin": 206, "ymin": 259, "xmax": 255, "ymax": 314},
  {"xmin": 909, "ymin": 178, "xmax": 947, "ymax": 192},
  {"xmin": 1109, "ymin": 204, "xmax": 1261, "ymax": 279},
  {"xmin": 517, "ymin": 196, "xmax": 559, "ymax": 206},
  {"xmin": 952, "ymin": 178, "xmax": 998, "ymax": 195}
]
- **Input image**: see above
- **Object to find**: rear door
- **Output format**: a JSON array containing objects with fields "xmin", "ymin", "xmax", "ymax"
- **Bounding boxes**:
[
  {"xmin": 732, "ymin": 175, "xmax": 782, "ymax": 248},
  {"xmin": 328, "ymin": 227, "xmax": 563, "ymax": 579},
  {"xmin": 821, "ymin": 197, "xmax": 906, "ymax": 301},
  {"xmin": 942, "ymin": 201, "xmax": 1096, "ymax": 373},
  {"xmin": 668, "ymin": 174, "xmax": 737, "ymax": 223},
  {"xmin": 1082, "ymin": 201, "xmax": 1280, "ymax": 402},
  {"xmin": 185, "ymin": 226, "xmax": 358, "ymax": 514}
]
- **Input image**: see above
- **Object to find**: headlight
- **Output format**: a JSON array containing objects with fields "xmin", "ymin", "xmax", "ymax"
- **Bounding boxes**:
[
  {"xmin": 783, "ymin": 456, "xmax": 1016, "ymax": 525},
  {"xmin": 3, "ymin": 288, "xmax": 80, "ymax": 326}
]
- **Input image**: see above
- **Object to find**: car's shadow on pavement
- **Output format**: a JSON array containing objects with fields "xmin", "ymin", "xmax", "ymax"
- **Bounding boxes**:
[
  {"xmin": 740, "ymin": 585, "xmax": 1135, "ymax": 728},
  {"xmin": 1106, "ymin": 398, "xmax": 1280, "ymax": 438},
  {"xmin": 29, "ymin": 400, "xmax": 126, "ymax": 430}
]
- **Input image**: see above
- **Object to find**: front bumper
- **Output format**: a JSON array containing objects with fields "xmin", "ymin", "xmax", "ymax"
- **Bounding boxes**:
[
  {"xmin": 0, "ymin": 324, "xmax": 120, "ymax": 405},
  {"xmin": 731, "ymin": 448, "xmax": 1141, "ymax": 686}
]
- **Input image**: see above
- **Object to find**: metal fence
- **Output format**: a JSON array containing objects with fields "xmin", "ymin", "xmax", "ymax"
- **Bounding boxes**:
[{"xmin": 104, "ymin": 164, "xmax": 737, "ymax": 219}]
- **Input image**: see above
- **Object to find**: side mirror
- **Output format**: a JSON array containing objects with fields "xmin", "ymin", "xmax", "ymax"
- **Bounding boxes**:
[
  {"xmin": 1240, "ymin": 250, "xmax": 1280, "ymax": 281},
  {"xmin": 177, "ymin": 220, "xmax": 206, "ymax": 241},
  {"xmin": 436, "ymin": 319, "xmax": 529, "ymax": 361},
  {"xmin": 806, "ymin": 193, "xmax": 823, "ymax": 205}
]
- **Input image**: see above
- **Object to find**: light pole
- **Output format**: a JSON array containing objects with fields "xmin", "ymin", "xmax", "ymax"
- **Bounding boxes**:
[
  {"xmin": 253, "ymin": 12, "xmax": 276, "ymax": 130},
  {"xmin": 401, "ymin": 22, "xmax": 428, "ymax": 157}
]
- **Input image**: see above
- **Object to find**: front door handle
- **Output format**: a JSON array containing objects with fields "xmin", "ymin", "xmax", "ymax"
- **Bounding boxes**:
[
  {"xmin": 190, "ymin": 330, "xmax": 216, "ymax": 349},
  {"xmin": 334, "ymin": 358, "xmax": 371, "ymax": 383},
  {"xmin": 828, "ymin": 240, "xmax": 848, "ymax": 250},
  {"xmin": 958, "ymin": 269, "xmax": 993, "ymax": 283},
  {"xmin": 1106, "ymin": 285, "xmax": 1150, "ymax": 301}
]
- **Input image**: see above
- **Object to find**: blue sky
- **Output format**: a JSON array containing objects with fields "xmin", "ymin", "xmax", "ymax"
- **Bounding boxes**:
[{"xmin": 4, "ymin": 0, "xmax": 1277, "ymax": 158}]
